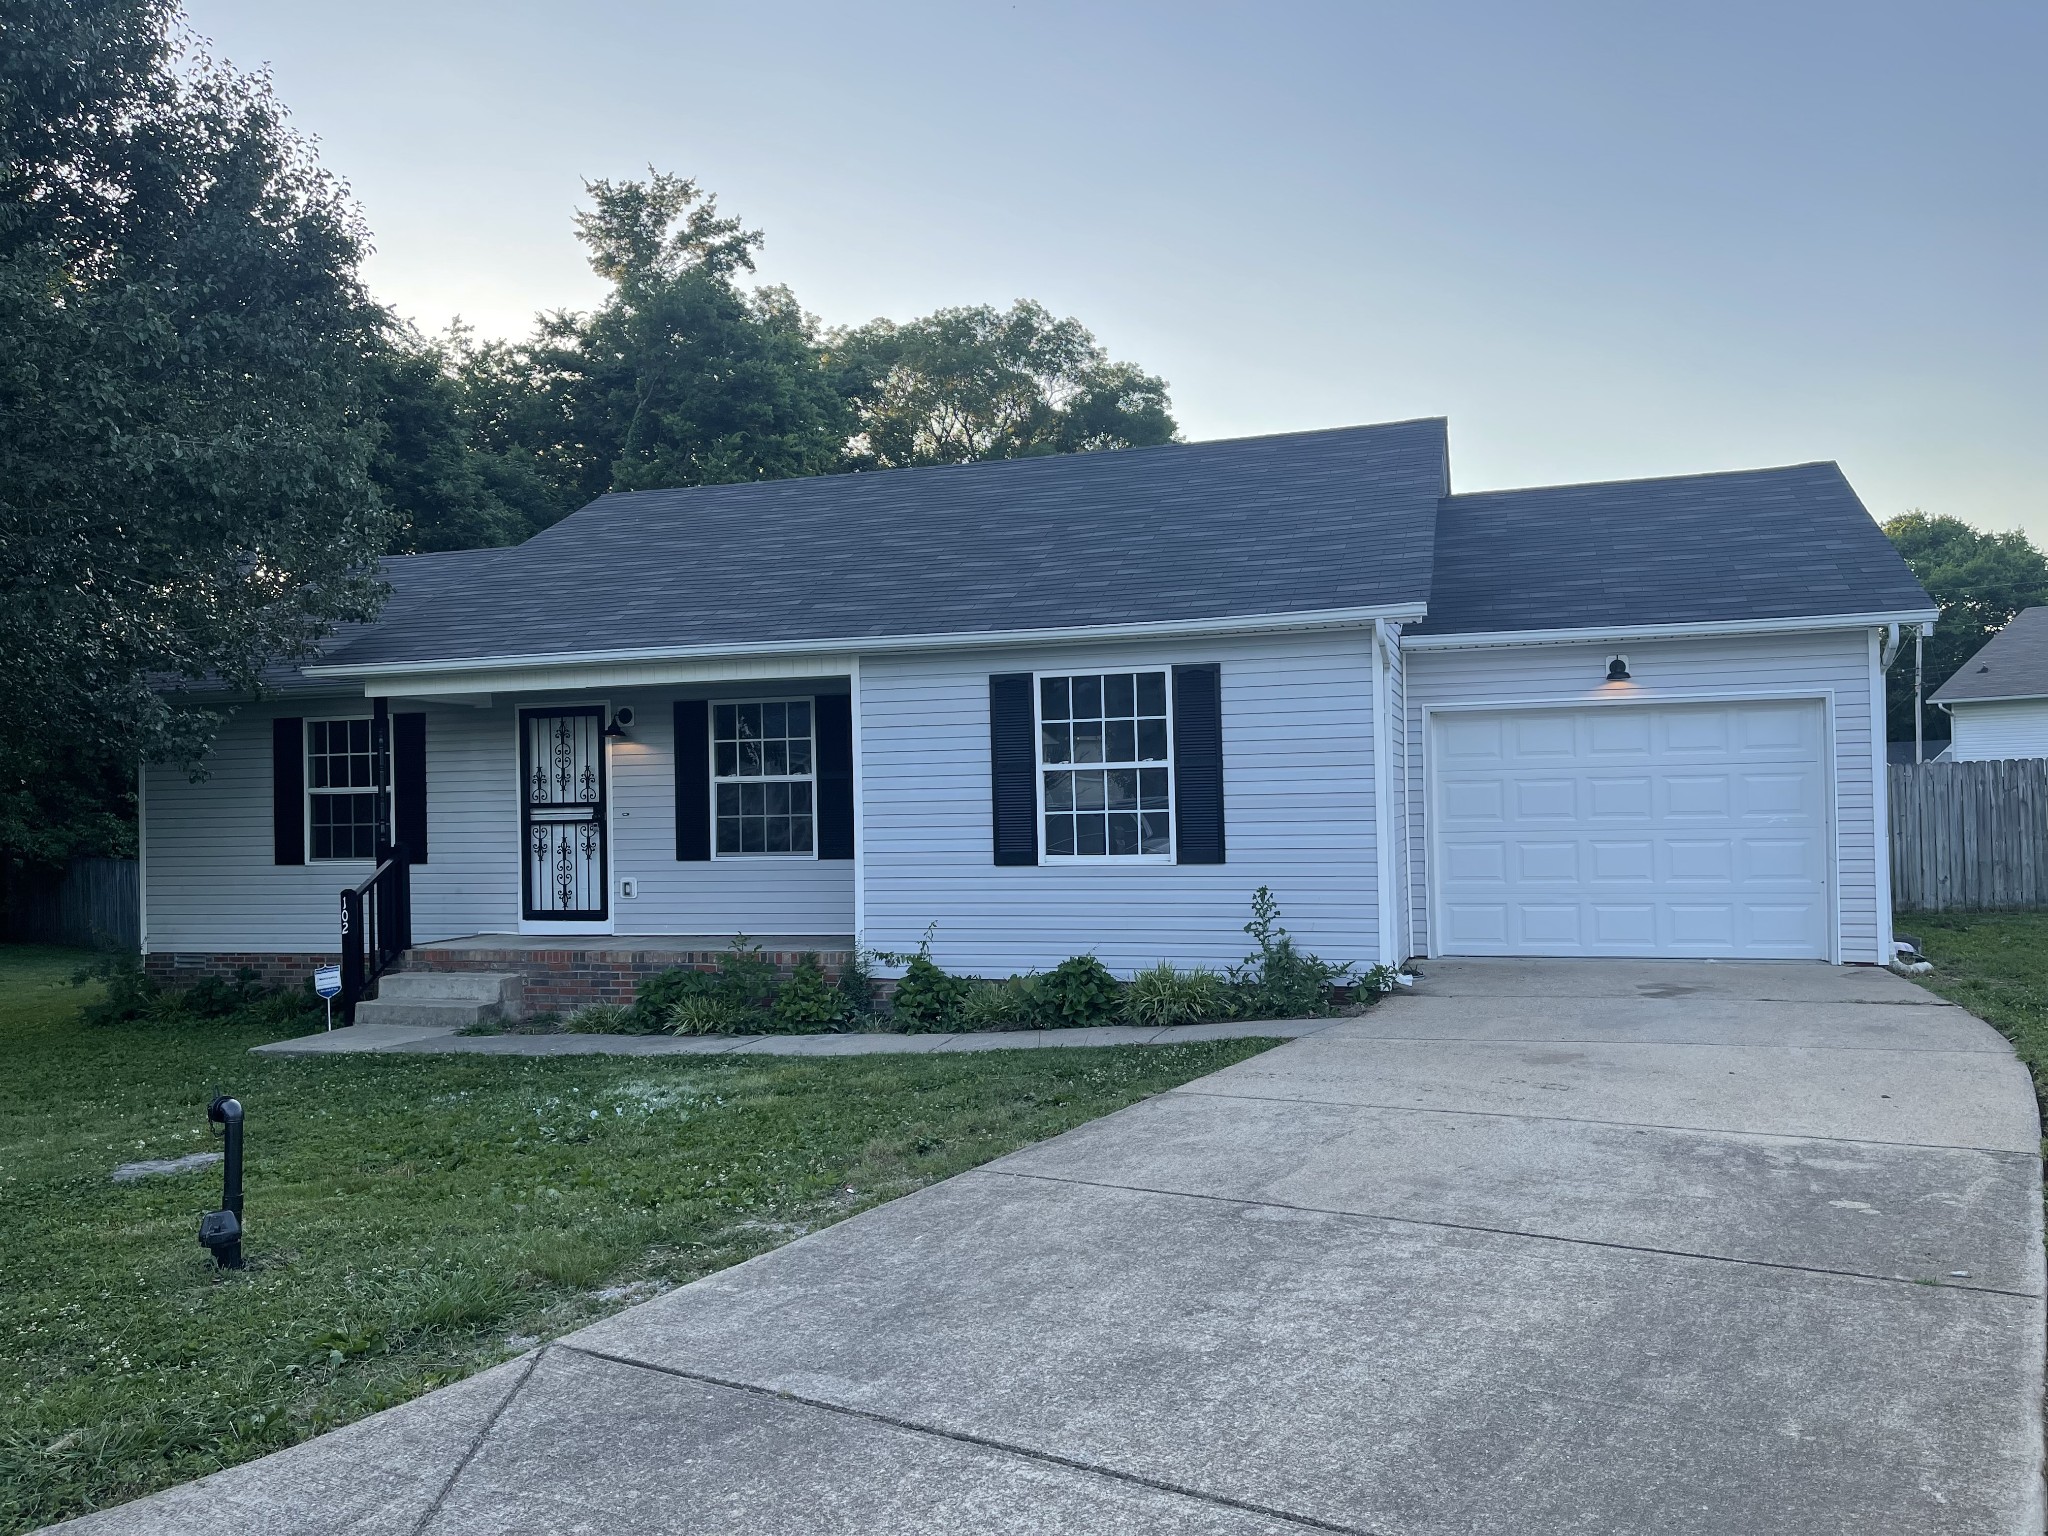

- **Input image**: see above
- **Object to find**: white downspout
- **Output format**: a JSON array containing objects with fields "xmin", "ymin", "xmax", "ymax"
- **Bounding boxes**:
[{"xmin": 1370, "ymin": 621, "xmax": 1398, "ymax": 969}]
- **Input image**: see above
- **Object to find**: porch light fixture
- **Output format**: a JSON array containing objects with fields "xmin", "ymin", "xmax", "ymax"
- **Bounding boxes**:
[
  {"xmin": 603, "ymin": 707, "xmax": 634, "ymax": 741},
  {"xmin": 1605, "ymin": 656, "xmax": 1631, "ymax": 682}
]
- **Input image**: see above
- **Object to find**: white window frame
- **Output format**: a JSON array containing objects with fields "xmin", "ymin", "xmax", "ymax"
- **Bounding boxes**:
[
  {"xmin": 1032, "ymin": 666, "xmax": 1177, "ymax": 864},
  {"xmin": 304, "ymin": 716, "xmax": 388, "ymax": 863},
  {"xmin": 709, "ymin": 695, "xmax": 821, "ymax": 860}
]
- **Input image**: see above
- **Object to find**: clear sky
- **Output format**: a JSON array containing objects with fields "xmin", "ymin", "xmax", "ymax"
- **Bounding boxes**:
[{"xmin": 183, "ymin": 0, "xmax": 2045, "ymax": 541}]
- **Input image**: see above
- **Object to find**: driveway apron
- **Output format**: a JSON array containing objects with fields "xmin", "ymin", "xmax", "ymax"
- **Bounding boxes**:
[{"xmin": 54, "ymin": 960, "xmax": 2046, "ymax": 1535}]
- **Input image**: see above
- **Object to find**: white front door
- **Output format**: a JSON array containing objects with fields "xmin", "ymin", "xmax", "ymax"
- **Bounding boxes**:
[{"xmin": 1432, "ymin": 699, "xmax": 1830, "ymax": 959}]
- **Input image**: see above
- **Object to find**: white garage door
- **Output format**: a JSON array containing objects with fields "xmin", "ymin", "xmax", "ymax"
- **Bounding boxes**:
[{"xmin": 1432, "ymin": 699, "xmax": 1830, "ymax": 959}]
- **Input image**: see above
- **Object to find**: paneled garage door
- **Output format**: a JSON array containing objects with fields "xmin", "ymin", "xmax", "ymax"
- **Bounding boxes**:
[{"xmin": 1432, "ymin": 699, "xmax": 1830, "ymax": 959}]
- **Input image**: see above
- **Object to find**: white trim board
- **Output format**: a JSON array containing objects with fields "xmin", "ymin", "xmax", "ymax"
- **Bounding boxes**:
[
  {"xmin": 308, "ymin": 603, "xmax": 1432, "ymax": 686},
  {"xmin": 1401, "ymin": 612, "xmax": 1937, "ymax": 651}
]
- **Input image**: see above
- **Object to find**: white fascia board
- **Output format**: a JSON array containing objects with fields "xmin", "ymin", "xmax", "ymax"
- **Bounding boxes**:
[
  {"xmin": 307, "ymin": 603, "xmax": 1433, "ymax": 690},
  {"xmin": 1932, "ymin": 692, "xmax": 2048, "ymax": 708},
  {"xmin": 1399, "ymin": 610, "xmax": 1941, "ymax": 652}
]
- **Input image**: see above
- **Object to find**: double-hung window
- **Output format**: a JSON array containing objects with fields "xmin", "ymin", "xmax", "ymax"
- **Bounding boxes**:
[
  {"xmin": 306, "ymin": 718, "xmax": 383, "ymax": 860},
  {"xmin": 714, "ymin": 700, "xmax": 815, "ymax": 855},
  {"xmin": 1038, "ymin": 671, "xmax": 1172, "ymax": 858}
]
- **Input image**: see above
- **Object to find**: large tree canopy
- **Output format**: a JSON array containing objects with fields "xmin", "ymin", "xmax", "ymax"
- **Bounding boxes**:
[
  {"xmin": 1884, "ymin": 511, "xmax": 2048, "ymax": 743},
  {"xmin": 831, "ymin": 300, "xmax": 1176, "ymax": 470},
  {"xmin": 0, "ymin": 0, "xmax": 394, "ymax": 863},
  {"xmin": 413, "ymin": 176, "xmax": 1180, "ymax": 538}
]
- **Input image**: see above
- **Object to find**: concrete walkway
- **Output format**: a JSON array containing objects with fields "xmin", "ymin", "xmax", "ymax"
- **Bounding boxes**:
[
  {"xmin": 250, "ymin": 1015, "xmax": 1339, "ymax": 1058},
  {"xmin": 64, "ymin": 960, "xmax": 2045, "ymax": 1534}
]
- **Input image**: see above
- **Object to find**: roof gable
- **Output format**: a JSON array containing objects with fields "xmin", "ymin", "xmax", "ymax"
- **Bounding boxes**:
[{"xmin": 1931, "ymin": 607, "xmax": 2048, "ymax": 704}]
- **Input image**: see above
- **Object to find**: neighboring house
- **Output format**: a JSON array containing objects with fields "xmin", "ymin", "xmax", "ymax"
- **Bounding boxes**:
[
  {"xmin": 139, "ymin": 419, "xmax": 1936, "ymax": 990},
  {"xmin": 1928, "ymin": 607, "xmax": 2048, "ymax": 761}
]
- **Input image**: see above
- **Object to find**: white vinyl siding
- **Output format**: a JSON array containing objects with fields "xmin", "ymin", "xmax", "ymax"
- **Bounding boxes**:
[
  {"xmin": 859, "ymin": 630, "xmax": 1380, "ymax": 977},
  {"xmin": 1946, "ymin": 699, "xmax": 2048, "ymax": 761},
  {"xmin": 1404, "ymin": 628, "xmax": 1885, "ymax": 964},
  {"xmin": 142, "ymin": 687, "xmax": 853, "ymax": 955}
]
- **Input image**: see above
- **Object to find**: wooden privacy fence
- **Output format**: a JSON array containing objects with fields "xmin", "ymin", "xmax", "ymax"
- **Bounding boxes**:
[
  {"xmin": 1890, "ymin": 758, "xmax": 2048, "ymax": 912},
  {"xmin": 0, "ymin": 856, "xmax": 140, "ymax": 949}
]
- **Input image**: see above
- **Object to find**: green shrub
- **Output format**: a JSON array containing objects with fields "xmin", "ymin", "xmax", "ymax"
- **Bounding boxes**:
[
  {"xmin": 628, "ymin": 936, "xmax": 779, "ymax": 1031},
  {"xmin": 1036, "ymin": 954, "xmax": 1120, "ymax": 1028},
  {"xmin": 625, "ymin": 965, "xmax": 721, "ymax": 1029},
  {"xmin": 836, "ymin": 948, "xmax": 878, "ymax": 1018},
  {"xmin": 564, "ymin": 1003, "xmax": 628, "ymax": 1033},
  {"xmin": 666, "ymin": 995, "xmax": 765, "ymax": 1035},
  {"xmin": 890, "ymin": 952, "xmax": 971, "ymax": 1032},
  {"xmin": 1228, "ymin": 886, "xmax": 1356, "ymax": 1019},
  {"xmin": 769, "ymin": 954, "xmax": 847, "ymax": 1033},
  {"xmin": 75, "ymin": 955, "xmax": 321, "ymax": 1031},
  {"xmin": 958, "ymin": 974, "xmax": 1040, "ymax": 1031},
  {"xmin": 1121, "ymin": 962, "xmax": 1229, "ymax": 1028}
]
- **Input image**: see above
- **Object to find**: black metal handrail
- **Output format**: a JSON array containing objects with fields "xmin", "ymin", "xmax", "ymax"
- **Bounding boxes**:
[{"xmin": 338, "ymin": 846, "xmax": 411, "ymax": 1026}]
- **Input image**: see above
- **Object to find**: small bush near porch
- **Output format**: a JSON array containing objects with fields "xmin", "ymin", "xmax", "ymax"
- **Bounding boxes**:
[
  {"xmin": 0, "ymin": 945, "xmax": 1276, "ymax": 1533},
  {"xmin": 1897, "ymin": 911, "xmax": 2048, "ymax": 1108}
]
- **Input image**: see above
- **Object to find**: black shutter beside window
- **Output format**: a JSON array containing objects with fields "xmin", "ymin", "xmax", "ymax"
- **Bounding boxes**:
[
  {"xmin": 989, "ymin": 673, "xmax": 1038, "ymax": 866},
  {"xmin": 674, "ymin": 699, "xmax": 711, "ymax": 861},
  {"xmin": 1172, "ymin": 665, "xmax": 1225, "ymax": 864},
  {"xmin": 272, "ymin": 717, "xmax": 305, "ymax": 866},
  {"xmin": 815, "ymin": 693, "xmax": 854, "ymax": 860},
  {"xmin": 393, "ymin": 712, "xmax": 428, "ymax": 864}
]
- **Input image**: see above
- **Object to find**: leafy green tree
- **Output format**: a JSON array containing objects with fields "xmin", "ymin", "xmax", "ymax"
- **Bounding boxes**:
[
  {"xmin": 459, "ymin": 172, "xmax": 853, "ymax": 513},
  {"xmin": 830, "ymin": 300, "xmax": 1176, "ymax": 469},
  {"xmin": 1884, "ymin": 512, "xmax": 2048, "ymax": 742},
  {"xmin": 371, "ymin": 328, "xmax": 555, "ymax": 552},
  {"xmin": 0, "ymin": 0, "xmax": 391, "ymax": 867}
]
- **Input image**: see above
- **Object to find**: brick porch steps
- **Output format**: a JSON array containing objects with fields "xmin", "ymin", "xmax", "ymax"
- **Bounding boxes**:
[{"xmin": 397, "ymin": 934, "xmax": 856, "ymax": 1016}]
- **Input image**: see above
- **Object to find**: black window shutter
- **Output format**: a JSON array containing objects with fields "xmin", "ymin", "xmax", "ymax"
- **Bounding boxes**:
[
  {"xmin": 989, "ymin": 672, "xmax": 1038, "ymax": 866},
  {"xmin": 1172, "ymin": 665, "xmax": 1225, "ymax": 864},
  {"xmin": 814, "ymin": 693, "xmax": 854, "ymax": 860},
  {"xmin": 272, "ymin": 717, "xmax": 305, "ymax": 866},
  {"xmin": 675, "ymin": 699, "xmax": 711, "ymax": 861},
  {"xmin": 393, "ymin": 712, "xmax": 428, "ymax": 864}
]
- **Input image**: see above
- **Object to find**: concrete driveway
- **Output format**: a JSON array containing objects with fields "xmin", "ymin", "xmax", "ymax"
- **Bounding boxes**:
[{"xmin": 59, "ymin": 960, "xmax": 2045, "ymax": 1534}]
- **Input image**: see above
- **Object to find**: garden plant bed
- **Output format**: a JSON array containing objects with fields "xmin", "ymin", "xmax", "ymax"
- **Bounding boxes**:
[{"xmin": 0, "ymin": 944, "xmax": 1275, "ymax": 1534}]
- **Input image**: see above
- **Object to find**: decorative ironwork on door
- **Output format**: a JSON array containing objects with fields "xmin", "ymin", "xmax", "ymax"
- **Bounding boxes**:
[{"xmin": 520, "ymin": 707, "xmax": 607, "ymax": 920}]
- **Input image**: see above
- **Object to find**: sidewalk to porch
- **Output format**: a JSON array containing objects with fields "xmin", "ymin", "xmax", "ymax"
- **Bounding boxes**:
[{"xmin": 252, "ymin": 1015, "xmax": 1337, "ymax": 1058}]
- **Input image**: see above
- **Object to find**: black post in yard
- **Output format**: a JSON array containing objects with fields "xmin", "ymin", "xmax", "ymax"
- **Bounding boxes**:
[
  {"xmin": 340, "ymin": 885, "xmax": 364, "ymax": 1026},
  {"xmin": 198, "ymin": 1096, "xmax": 245, "ymax": 1269}
]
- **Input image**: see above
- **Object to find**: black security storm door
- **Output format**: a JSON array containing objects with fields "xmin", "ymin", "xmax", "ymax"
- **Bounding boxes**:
[{"xmin": 520, "ymin": 706, "xmax": 608, "ymax": 920}]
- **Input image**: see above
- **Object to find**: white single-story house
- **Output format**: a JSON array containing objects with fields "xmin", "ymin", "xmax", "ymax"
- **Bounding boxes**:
[
  {"xmin": 1929, "ymin": 606, "xmax": 2048, "ymax": 761},
  {"xmin": 139, "ymin": 419, "xmax": 1937, "ymax": 1005}
]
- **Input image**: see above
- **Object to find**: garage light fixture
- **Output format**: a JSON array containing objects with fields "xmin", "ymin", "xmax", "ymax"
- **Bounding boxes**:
[
  {"xmin": 1605, "ymin": 656, "xmax": 1631, "ymax": 682},
  {"xmin": 602, "ymin": 706, "xmax": 634, "ymax": 741}
]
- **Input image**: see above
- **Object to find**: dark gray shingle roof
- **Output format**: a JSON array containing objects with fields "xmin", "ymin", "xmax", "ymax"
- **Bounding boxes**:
[
  {"xmin": 1931, "ymin": 607, "xmax": 2048, "ymax": 704},
  {"xmin": 1409, "ymin": 462, "xmax": 1934, "ymax": 637},
  {"xmin": 318, "ymin": 420, "xmax": 1450, "ymax": 669}
]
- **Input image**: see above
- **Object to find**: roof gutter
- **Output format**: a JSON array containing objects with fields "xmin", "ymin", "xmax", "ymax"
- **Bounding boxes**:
[
  {"xmin": 1928, "ymin": 691, "xmax": 2048, "ymax": 708},
  {"xmin": 1400, "ymin": 610, "xmax": 1939, "ymax": 652},
  {"xmin": 303, "ymin": 602, "xmax": 1432, "ymax": 681}
]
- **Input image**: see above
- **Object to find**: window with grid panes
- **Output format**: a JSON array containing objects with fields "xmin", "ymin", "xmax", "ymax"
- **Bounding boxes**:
[
  {"xmin": 307, "ymin": 718, "xmax": 383, "ymax": 859},
  {"xmin": 1038, "ymin": 671, "xmax": 1172, "ymax": 857},
  {"xmin": 713, "ymin": 700, "xmax": 815, "ymax": 854}
]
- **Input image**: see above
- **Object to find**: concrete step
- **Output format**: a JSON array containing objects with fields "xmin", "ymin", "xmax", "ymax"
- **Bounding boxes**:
[
  {"xmin": 375, "ymin": 971, "xmax": 522, "ymax": 1005},
  {"xmin": 351, "ymin": 998, "xmax": 492, "ymax": 1029},
  {"xmin": 353, "ymin": 971, "xmax": 520, "ymax": 1030}
]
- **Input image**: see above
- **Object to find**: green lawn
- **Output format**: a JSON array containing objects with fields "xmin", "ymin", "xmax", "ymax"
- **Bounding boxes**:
[
  {"xmin": 1896, "ymin": 911, "xmax": 2048, "ymax": 1108},
  {"xmin": 0, "ymin": 946, "xmax": 1275, "ymax": 1532}
]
